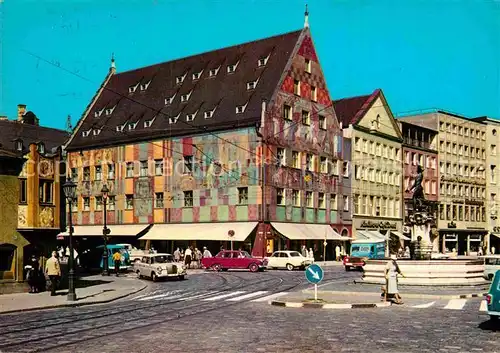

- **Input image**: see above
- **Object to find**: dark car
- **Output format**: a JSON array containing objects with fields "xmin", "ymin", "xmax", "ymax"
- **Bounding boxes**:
[{"xmin": 201, "ymin": 250, "xmax": 267, "ymax": 272}]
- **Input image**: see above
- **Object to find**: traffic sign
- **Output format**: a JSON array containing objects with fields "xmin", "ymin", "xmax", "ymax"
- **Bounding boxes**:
[{"xmin": 305, "ymin": 263, "xmax": 324, "ymax": 284}]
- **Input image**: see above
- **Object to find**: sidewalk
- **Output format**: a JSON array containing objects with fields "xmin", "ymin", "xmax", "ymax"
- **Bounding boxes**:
[
  {"xmin": 0, "ymin": 275, "xmax": 147, "ymax": 315},
  {"xmin": 271, "ymin": 291, "xmax": 391, "ymax": 309}
]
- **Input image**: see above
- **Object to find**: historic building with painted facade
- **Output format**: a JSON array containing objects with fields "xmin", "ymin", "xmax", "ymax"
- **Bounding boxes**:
[
  {"xmin": 0, "ymin": 105, "xmax": 68, "ymax": 283},
  {"xmin": 334, "ymin": 89, "xmax": 404, "ymax": 242},
  {"xmin": 64, "ymin": 21, "xmax": 351, "ymax": 259},
  {"xmin": 399, "ymin": 111, "xmax": 488, "ymax": 255}
]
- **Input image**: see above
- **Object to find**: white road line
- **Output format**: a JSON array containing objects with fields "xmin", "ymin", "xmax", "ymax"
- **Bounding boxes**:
[
  {"xmin": 444, "ymin": 299, "xmax": 467, "ymax": 310},
  {"xmin": 139, "ymin": 293, "xmax": 182, "ymax": 301},
  {"xmin": 227, "ymin": 291, "xmax": 269, "ymax": 302},
  {"xmin": 251, "ymin": 292, "xmax": 289, "ymax": 302},
  {"xmin": 479, "ymin": 300, "xmax": 487, "ymax": 312},
  {"xmin": 411, "ymin": 301, "xmax": 436, "ymax": 308},
  {"xmin": 179, "ymin": 291, "xmax": 220, "ymax": 301},
  {"xmin": 155, "ymin": 294, "xmax": 183, "ymax": 301},
  {"xmin": 202, "ymin": 291, "xmax": 246, "ymax": 301}
]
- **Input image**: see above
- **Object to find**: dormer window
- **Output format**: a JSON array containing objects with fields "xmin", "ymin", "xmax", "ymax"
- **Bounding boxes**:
[
  {"xmin": 209, "ymin": 67, "xmax": 220, "ymax": 77},
  {"xmin": 192, "ymin": 71, "xmax": 203, "ymax": 80},
  {"xmin": 204, "ymin": 108, "xmax": 216, "ymax": 119},
  {"xmin": 305, "ymin": 59, "xmax": 311, "ymax": 73},
  {"xmin": 169, "ymin": 113, "xmax": 180, "ymax": 125},
  {"xmin": 128, "ymin": 83, "xmax": 139, "ymax": 93},
  {"xmin": 82, "ymin": 130, "xmax": 91, "ymax": 137},
  {"xmin": 38, "ymin": 143, "xmax": 45, "ymax": 154},
  {"xmin": 93, "ymin": 129, "xmax": 102, "ymax": 136},
  {"xmin": 176, "ymin": 73, "xmax": 186, "ymax": 84},
  {"xmin": 140, "ymin": 80, "xmax": 151, "ymax": 91},
  {"xmin": 128, "ymin": 122, "xmax": 138, "ymax": 131},
  {"xmin": 180, "ymin": 91, "xmax": 192, "ymax": 103},
  {"xmin": 186, "ymin": 111, "xmax": 198, "ymax": 122},
  {"xmin": 258, "ymin": 54, "xmax": 270, "ymax": 67},
  {"xmin": 15, "ymin": 140, "xmax": 23, "ymax": 151},
  {"xmin": 116, "ymin": 123, "xmax": 126, "ymax": 132},
  {"xmin": 144, "ymin": 116, "xmax": 156, "ymax": 128},
  {"xmin": 105, "ymin": 106, "xmax": 116, "ymax": 116},
  {"xmin": 247, "ymin": 79, "xmax": 259, "ymax": 90},
  {"xmin": 165, "ymin": 93, "xmax": 176, "ymax": 106},
  {"xmin": 94, "ymin": 109, "xmax": 104, "ymax": 118},
  {"xmin": 227, "ymin": 61, "xmax": 239, "ymax": 73},
  {"xmin": 236, "ymin": 103, "xmax": 248, "ymax": 114}
]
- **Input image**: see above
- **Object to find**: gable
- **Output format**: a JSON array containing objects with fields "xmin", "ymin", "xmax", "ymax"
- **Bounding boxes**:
[{"xmin": 357, "ymin": 96, "xmax": 402, "ymax": 139}]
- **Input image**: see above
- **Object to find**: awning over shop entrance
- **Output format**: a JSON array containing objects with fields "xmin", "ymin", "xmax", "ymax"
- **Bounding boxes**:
[
  {"xmin": 270, "ymin": 222, "xmax": 350, "ymax": 241},
  {"xmin": 139, "ymin": 222, "xmax": 259, "ymax": 242},
  {"xmin": 390, "ymin": 231, "xmax": 411, "ymax": 241},
  {"xmin": 356, "ymin": 230, "xmax": 386, "ymax": 241},
  {"xmin": 59, "ymin": 224, "xmax": 151, "ymax": 237}
]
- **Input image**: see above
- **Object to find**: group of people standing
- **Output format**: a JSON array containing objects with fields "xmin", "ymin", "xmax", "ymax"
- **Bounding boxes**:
[
  {"xmin": 174, "ymin": 246, "xmax": 209, "ymax": 269},
  {"xmin": 24, "ymin": 251, "xmax": 62, "ymax": 296}
]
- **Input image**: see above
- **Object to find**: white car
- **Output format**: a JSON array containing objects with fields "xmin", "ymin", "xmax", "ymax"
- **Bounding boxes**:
[
  {"xmin": 134, "ymin": 253, "xmax": 187, "ymax": 281},
  {"xmin": 266, "ymin": 251, "xmax": 313, "ymax": 271}
]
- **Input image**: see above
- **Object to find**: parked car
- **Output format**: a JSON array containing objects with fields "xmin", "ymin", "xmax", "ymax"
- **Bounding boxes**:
[
  {"xmin": 266, "ymin": 251, "xmax": 312, "ymax": 271},
  {"xmin": 343, "ymin": 240, "xmax": 385, "ymax": 271},
  {"xmin": 134, "ymin": 253, "xmax": 187, "ymax": 281},
  {"xmin": 485, "ymin": 269, "xmax": 500, "ymax": 321},
  {"xmin": 201, "ymin": 250, "xmax": 267, "ymax": 272},
  {"xmin": 116, "ymin": 243, "xmax": 153, "ymax": 263},
  {"xmin": 479, "ymin": 255, "xmax": 500, "ymax": 280}
]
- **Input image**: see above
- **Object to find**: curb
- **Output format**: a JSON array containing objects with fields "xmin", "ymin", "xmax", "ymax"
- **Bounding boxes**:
[
  {"xmin": 302, "ymin": 290, "xmax": 488, "ymax": 300},
  {"xmin": 271, "ymin": 300, "xmax": 391, "ymax": 309},
  {"xmin": 0, "ymin": 284, "xmax": 147, "ymax": 315}
]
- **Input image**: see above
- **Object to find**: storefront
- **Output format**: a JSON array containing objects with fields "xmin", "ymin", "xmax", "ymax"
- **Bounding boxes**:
[{"xmin": 439, "ymin": 229, "xmax": 487, "ymax": 255}]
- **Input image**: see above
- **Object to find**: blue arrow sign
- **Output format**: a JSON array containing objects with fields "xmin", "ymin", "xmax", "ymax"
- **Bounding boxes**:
[{"xmin": 305, "ymin": 263, "xmax": 324, "ymax": 284}]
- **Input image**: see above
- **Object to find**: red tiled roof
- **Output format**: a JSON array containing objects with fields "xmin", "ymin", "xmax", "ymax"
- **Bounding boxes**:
[
  {"xmin": 67, "ymin": 29, "xmax": 304, "ymax": 151},
  {"xmin": 333, "ymin": 89, "xmax": 380, "ymax": 127}
]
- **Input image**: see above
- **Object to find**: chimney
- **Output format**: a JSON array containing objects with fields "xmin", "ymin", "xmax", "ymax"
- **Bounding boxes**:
[{"xmin": 17, "ymin": 104, "xmax": 26, "ymax": 121}]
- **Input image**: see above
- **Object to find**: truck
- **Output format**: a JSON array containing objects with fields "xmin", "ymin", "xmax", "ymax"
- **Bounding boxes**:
[{"xmin": 343, "ymin": 240, "xmax": 386, "ymax": 271}]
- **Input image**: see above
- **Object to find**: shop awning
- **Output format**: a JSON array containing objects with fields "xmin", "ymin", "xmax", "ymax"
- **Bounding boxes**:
[
  {"xmin": 59, "ymin": 224, "xmax": 150, "ymax": 237},
  {"xmin": 391, "ymin": 231, "xmax": 411, "ymax": 241},
  {"xmin": 270, "ymin": 222, "xmax": 349, "ymax": 241},
  {"xmin": 140, "ymin": 222, "xmax": 258, "ymax": 241}
]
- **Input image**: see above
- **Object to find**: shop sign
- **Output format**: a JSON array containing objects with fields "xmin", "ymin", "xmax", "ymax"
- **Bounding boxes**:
[{"xmin": 360, "ymin": 220, "xmax": 397, "ymax": 229}]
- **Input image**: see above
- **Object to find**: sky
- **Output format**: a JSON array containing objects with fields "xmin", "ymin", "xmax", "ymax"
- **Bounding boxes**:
[{"xmin": 1, "ymin": 0, "xmax": 499, "ymax": 130}]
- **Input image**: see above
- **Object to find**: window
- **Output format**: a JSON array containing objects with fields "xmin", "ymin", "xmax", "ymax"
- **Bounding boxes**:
[
  {"xmin": 227, "ymin": 62, "xmax": 238, "ymax": 73},
  {"xmin": 125, "ymin": 195, "xmax": 134, "ymax": 209},
  {"xmin": 276, "ymin": 148, "xmax": 286, "ymax": 167},
  {"xmin": 319, "ymin": 115, "xmax": 326, "ymax": 130},
  {"xmin": 343, "ymin": 196, "xmax": 349, "ymax": 211},
  {"xmin": 492, "ymin": 145, "xmax": 497, "ymax": 156},
  {"xmin": 108, "ymin": 164, "xmax": 115, "ymax": 179},
  {"xmin": 332, "ymin": 160, "xmax": 339, "ymax": 175},
  {"xmin": 165, "ymin": 94, "xmax": 176, "ymax": 105},
  {"xmin": 292, "ymin": 190, "xmax": 300, "ymax": 206},
  {"xmin": 276, "ymin": 188, "xmax": 285, "ymax": 205},
  {"xmin": 209, "ymin": 67, "xmax": 220, "ymax": 77},
  {"xmin": 330, "ymin": 194, "xmax": 337, "ymax": 210},
  {"xmin": 238, "ymin": 187, "xmax": 248, "ymax": 204},
  {"xmin": 258, "ymin": 55, "xmax": 269, "ymax": 67},
  {"xmin": 306, "ymin": 154, "xmax": 313, "ymax": 171},
  {"xmin": 318, "ymin": 192, "xmax": 325, "ymax": 208},
  {"xmin": 169, "ymin": 113, "xmax": 180, "ymax": 124},
  {"xmin": 108, "ymin": 196, "xmax": 116, "ymax": 211},
  {"xmin": 183, "ymin": 156, "xmax": 193, "ymax": 173},
  {"xmin": 247, "ymin": 80, "xmax": 258, "ymax": 90},
  {"xmin": 155, "ymin": 159, "xmax": 163, "ymax": 176},
  {"xmin": 293, "ymin": 80, "xmax": 300, "ymax": 96},
  {"xmin": 192, "ymin": 71, "xmax": 202, "ymax": 80},
  {"xmin": 93, "ymin": 129, "xmax": 101, "ymax": 136},
  {"xmin": 236, "ymin": 103, "xmax": 247, "ymax": 113},
  {"xmin": 128, "ymin": 122, "xmax": 138, "ymax": 130},
  {"xmin": 186, "ymin": 112, "xmax": 197, "ymax": 122},
  {"xmin": 95, "ymin": 166, "xmax": 102, "ymax": 181},
  {"xmin": 283, "ymin": 104, "xmax": 292, "ymax": 120},
  {"xmin": 83, "ymin": 167, "xmax": 90, "ymax": 181},
  {"xmin": 311, "ymin": 86, "xmax": 317, "ymax": 101},
  {"xmin": 105, "ymin": 106, "xmax": 116, "ymax": 116},
  {"xmin": 204, "ymin": 109, "xmax": 215, "ymax": 119},
  {"xmin": 37, "ymin": 143, "xmax": 45, "ymax": 154},
  {"xmin": 95, "ymin": 196, "xmax": 103, "ymax": 211},
  {"xmin": 19, "ymin": 179, "xmax": 27, "ymax": 203},
  {"xmin": 116, "ymin": 124, "xmax": 125, "ymax": 132},
  {"xmin": 126, "ymin": 162, "xmax": 134, "ymax": 178},
  {"xmin": 305, "ymin": 191, "xmax": 313, "ymax": 207},
  {"xmin": 129, "ymin": 85, "xmax": 138, "ymax": 93},
  {"xmin": 301, "ymin": 110, "xmax": 310, "ymax": 125},
  {"xmin": 139, "ymin": 80, "xmax": 151, "ymax": 91},
  {"xmin": 176, "ymin": 74, "xmax": 186, "ymax": 84},
  {"xmin": 144, "ymin": 117, "xmax": 156, "ymax": 128},
  {"xmin": 140, "ymin": 161, "xmax": 148, "ymax": 177},
  {"xmin": 320, "ymin": 157, "xmax": 328, "ymax": 173},
  {"xmin": 292, "ymin": 151, "xmax": 300, "ymax": 168},
  {"xmin": 16, "ymin": 140, "xmax": 23, "ymax": 151},
  {"xmin": 184, "ymin": 191, "xmax": 193, "ymax": 207},
  {"xmin": 83, "ymin": 197, "xmax": 90, "ymax": 211},
  {"xmin": 342, "ymin": 162, "xmax": 349, "ymax": 177},
  {"xmin": 180, "ymin": 91, "xmax": 192, "ymax": 102},
  {"xmin": 155, "ymin": 193, "xmax": 164, "ymax": 208},
  {"xmin": 305, "ymin": 59, "xmax": 311, "ymax": 73}
]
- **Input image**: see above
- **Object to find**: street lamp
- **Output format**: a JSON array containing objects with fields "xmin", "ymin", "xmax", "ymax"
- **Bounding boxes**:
[
  {"xmin": 63, "ymin": 178, "xmax": 77, "ymax": 301},
  {"xmin": 101, "ymin": 184, "xmax": 111, "ymax": 276}
]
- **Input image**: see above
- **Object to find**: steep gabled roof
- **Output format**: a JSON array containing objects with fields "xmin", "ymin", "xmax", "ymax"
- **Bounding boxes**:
[
  {"xmin": 333, "ymin": 89, "xmax": 380, "ymax": 127},
  {"xmin": 67, "ymin": 29, "xmax": 303, "ymax": 151}
]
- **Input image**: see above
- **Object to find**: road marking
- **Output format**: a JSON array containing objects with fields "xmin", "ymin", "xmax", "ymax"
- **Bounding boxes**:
[
  {"xmin": 179, "ymin": 291, "xmax": 220, "ymax": 301},
  {"xmin": 411, "ymin": 301, "xmax": 436, "ymax": 308},
  {"xmin": 139, "ymin": 293, "xmax": 182, "ymax": 301},
  {"xmin": 251, "ymin": 292, "xmax": 289, "ymax": 302},
  {"xmin": 203, "ymin": 291, "xmax": 246, "ymax": 301},
  {"xmin": 444, "ymin": 299, "xmax": 466, "ymax": 310},
  {"xmin": 227, "ymin": 291, "xmax": 268, "ymax": 301},
  {"xmin": 479, "ymin": 300, "xmax": 487, "ymax": 312},
  {"xmin": 154, "ymin": 294, "xmax": 183, "ymax": 301}
]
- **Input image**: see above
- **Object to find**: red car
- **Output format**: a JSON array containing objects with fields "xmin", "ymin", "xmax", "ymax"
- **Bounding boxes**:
[
  {"xmin": 201, "ymin": 250, "xmax": 267, "ymax": 272},
  {"xmin": 342, "ymin": 255, "xmax": 365, "ymax": 271}
]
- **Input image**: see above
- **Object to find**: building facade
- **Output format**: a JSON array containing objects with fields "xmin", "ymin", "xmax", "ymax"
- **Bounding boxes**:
[
  {"xmin": 64, "ymin": 24, "xmax": 350, "ymax": 260},
  {"xmin": 0, "ymin": 106, "xmax": 68, "ymax": 282},
  {"xmin": 399, "ymin": 111, "xmax": 487, "ymax": 255},
  {"xmin": 334, "ymin": 89, "xmax": 404, "ymax": 242}
]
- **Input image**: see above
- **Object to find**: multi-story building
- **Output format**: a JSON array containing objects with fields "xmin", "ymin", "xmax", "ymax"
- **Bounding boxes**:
[
  {"xmin": 334, "ymin": 89, "xmax": 404, "ymax": 242},
  {"xmin": 64, "ymin": 20, "xmax": 350, "ymax": 260},
  {"xmin": 0, "ymin": 105, "xmax": 68, "ymax": 283},
  {"xmin": 399, "ymin": 120, "xmax": 439, "ymax": 239},
  {"xmin": 473, "ymin": 116, "xmax": 500, "ymax": 254},
  {"xmin": 399, "ymin": 111, "xmax": 487, "ymax": 255}
]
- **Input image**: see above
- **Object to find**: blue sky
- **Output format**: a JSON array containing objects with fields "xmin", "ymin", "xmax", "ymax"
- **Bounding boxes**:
[{"xmin": 1, "ymin": 0, "xmax": 499, "ymax": 130}]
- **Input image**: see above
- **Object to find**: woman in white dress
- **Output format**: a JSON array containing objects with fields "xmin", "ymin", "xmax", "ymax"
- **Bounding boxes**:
[{"xmin": 384, "ymin": 254, "xmax": 404, "ymax": 304}]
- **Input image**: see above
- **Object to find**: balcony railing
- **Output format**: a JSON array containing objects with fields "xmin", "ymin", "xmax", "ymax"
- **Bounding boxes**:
[{"xmin": 403, "ymin": 137, "xmax": 434, "ymax": 150}]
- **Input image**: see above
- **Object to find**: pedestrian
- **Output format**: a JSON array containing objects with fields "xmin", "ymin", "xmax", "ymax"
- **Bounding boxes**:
[
  {"xmin": 335, "ymin": 245, "xmax": 341, "ymax": 261},
  {"xmin": 301, "ymin": 245, "xmax": 307, "ymax": 258},
  {"xmin": 45, "ymin": 251, "xmax": 61, "ymax": 296},
  {"xmin": 308, "ymin": 248, "xmax": 314, "ymax": 262},
  {"xmin": 184, "ymin": 247, "xmax": 192, "ymax": 269},
  {"xmin": 25, "ymin": 255, "xmax": 40, "ymax": 293},
  {"xmin": 203, "ymin": 247, "xmax": 212, "ymax": 258},
  {"xmin": 174, "ymin": 248, "xmax": 181, "ymax": 262},
  {"xmin": 195, "ymin": 248, "xmax": 202, "ymax": 268},
  {"xmin": 112, "ymin": 250, "xmax": 121, "ymax": 276},
  {"xmin": 384, "ymin": 254, "xmax": 404, "ymax": 304}
]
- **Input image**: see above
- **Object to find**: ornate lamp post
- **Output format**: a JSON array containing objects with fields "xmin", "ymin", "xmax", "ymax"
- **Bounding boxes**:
[
  {"xmin": 62, "ymin": 179, "xmax": 77, "ymax": 301},
  {"xmin": 101, "ymin": 184, "xmax": 111, "ymax": 276}
]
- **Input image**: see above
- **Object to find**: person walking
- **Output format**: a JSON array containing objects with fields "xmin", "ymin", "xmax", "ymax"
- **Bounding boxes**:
[
  {"xmin": 384, "ymin": 254, "xmax": 404, "ymax": 304},
  {"xmin": 25, "ymin": 255, "xmax": 40, "ymax": 293},
  {"xmin": 45, "ymin": 251, "xmax": 61, "ymax": 296},
  {"xmin": 202, "ymin": 247, "xmax": 212, "ymax": 258},
  {"xmin": 335, "ymin": 245, "xmax": 341, "ymax": 261},
  {"xmin": 184, "ymin": 247, "xmax": 193, "ymax": 269},
  {"xmin": 112, "ymin": 250, "xmax": 122, "ymax": 276},
  {"xmin": 174, "ymin": 248, "xmax": 181, "ymax": 262},
  {"xmin": 301, "ymin": 245, "xmax": 307, "ymax": 258}
]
